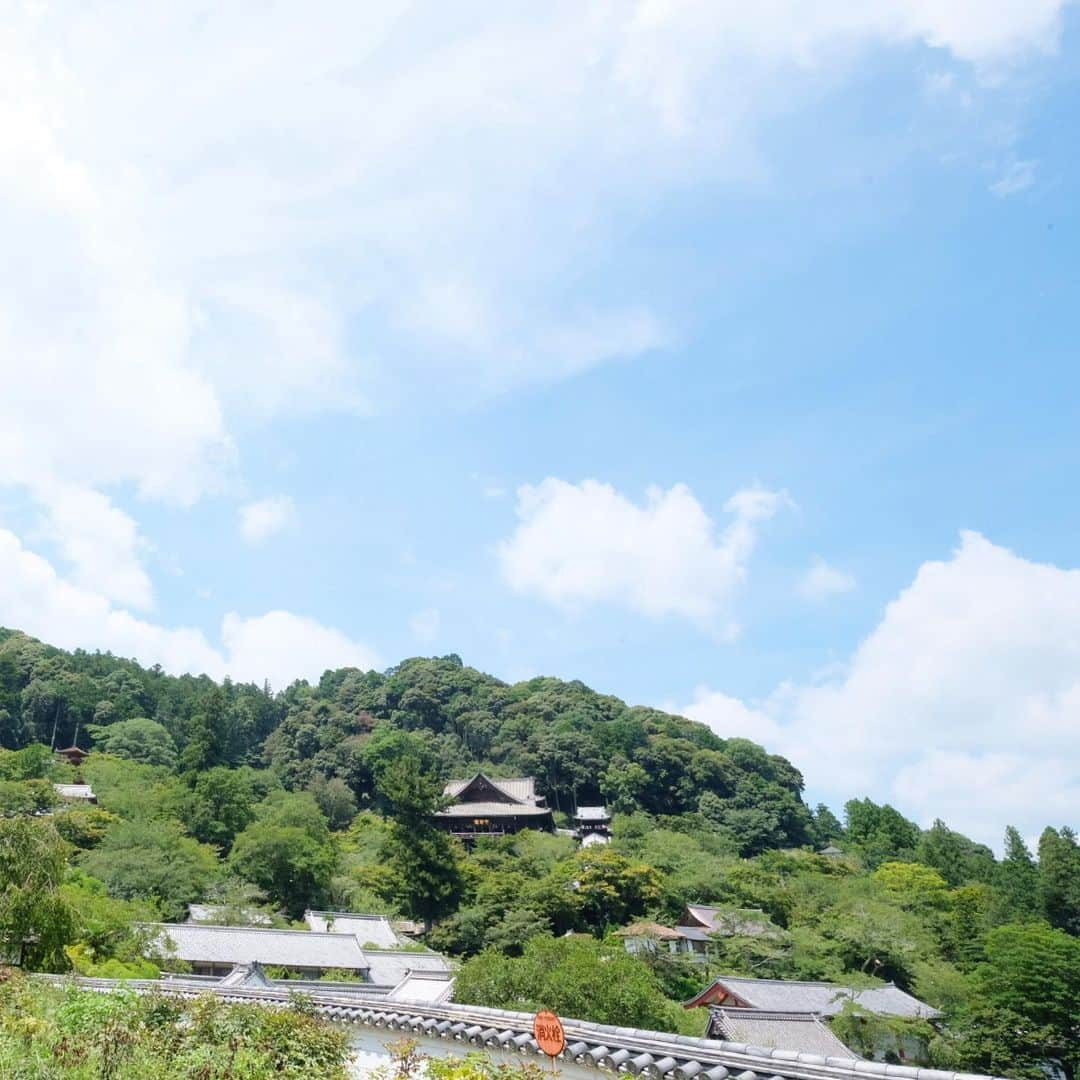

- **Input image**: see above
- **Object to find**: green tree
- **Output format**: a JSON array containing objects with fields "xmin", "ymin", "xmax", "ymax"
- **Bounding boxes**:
[
  {"xmin": 186, "ymin": 766, "xmax": 257, "ymax": 850},
  {"xmin": 600, "ymin": 761, "xmax": 650, "ymax": 813},
  {"xmin": 53, "ymin": 806, "xmax": 120, "ymax": 849},
  {"xmin": 0, "ymin": 816, "xmax": 75, "ymax": 970},
  {"xmin": 844, "ymin": 798, "xmax": 920, "ymax": 867},
  {"xmin": 560, "ymin": 847, "xmax": 663, "ymax": 934},
  {"xmin": 810, "ymin": 803, "xmax": 845, "ymax": 847},
  {"xmin": 1038, "ymin": 826, "xmax": 1080, "ymax": 935},
  {"xmin": 0, "ymin": 743, "xmax": 54, "ymax": 780},
  {"xmin": 308, "ymin": 774, "xmax": 359, "ymax": 830},
  {"xmin": 454, "ymin": 934, "xmax": 687, "ymax": 1031},
  {"xmin": 377, "ymin": 759, "xmax": 463, "ymax": 932},
  {"xmin": 916, "ymin": 820, "xmax": 995, "ymax": 886},
  {"xmin": 229, "ymin": 793, "xmax": 337, "ymax": 918},
  {"xmin": 936, "ymin": 923, "xmax": 1080, "ymax": 1080},
  {"xmin": 994, "ymin": 826, "xmax": 1040, "ymax": 922},
  {"xmin": 89, "ymin": 717, "xmax": 177, "ymax": 768},
  {"xmin": 179, "ymin": 686, "xmax": 229, "ymax": 772},
  {"xmin": 79, "ymin": 818, "xmax": 220, "ymax": 920},
  {"xmin": 61, "ymin": 869, "xmax": 160, "ymax": 974}
]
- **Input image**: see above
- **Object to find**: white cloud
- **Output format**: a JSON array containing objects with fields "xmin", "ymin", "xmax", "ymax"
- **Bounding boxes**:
[
  {"xmin": 239, "ymin": 496, "xmax": 295, "ymax": 544},
  {"xmin": 221, "ymin": 611, "xmax": 380, "ymax": 685},
  {"xmin": 498, "ymin": 479, "xmax": 787, "ymax": 622},
  {"xmin": 799, "ymin": 558, "xmax": 856, "ymax": 600},
  {"xmin": 682, "ymin": 531, "xmax": 1080, "ymax": 849},
  {"xmin": 409, "ymin": 607, "xmax": 441, "ymax": 644},
  {"xmin": 0, "ymin": 527, "xmax": 377, "ymax": 688},
  {"xmin": 991, "ymin": 159, "xmax": 1037, "ymax": 196},
  {"xmin": 0, "ymin": 2, "xmax": 1070, "ymax": 698},
  {"xmin": 0, "ymin": 0, "xmax": 1067, "ymax": 585},
  {"xmin": 35, "ymin": 485, "xmax": 154, "ymax": 611}
]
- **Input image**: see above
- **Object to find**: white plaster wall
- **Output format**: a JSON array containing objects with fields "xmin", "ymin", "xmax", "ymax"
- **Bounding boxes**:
[{"xmin": 349, "ymin": 1029, "xmax": 598, "ymax": 1080}]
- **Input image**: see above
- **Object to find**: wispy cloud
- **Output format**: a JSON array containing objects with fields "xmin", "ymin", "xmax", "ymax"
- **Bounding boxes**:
[
  {"xmin": 991, "ymin": 159, "xmax": 1037, "ymax": 197},
  {"xmin": 239, "ymin": 496, "xmax": 295, "ymax": 544},
  {"xmin": 798, "ymin": 558, "xmax": 856, "ymax": 601}
]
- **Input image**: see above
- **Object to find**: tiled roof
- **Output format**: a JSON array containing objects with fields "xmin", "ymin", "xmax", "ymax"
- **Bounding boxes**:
[
  {"xmin": 710, "ymin": 1009, "xmax": 855, "ymax": 1059},
  {"xmin": 443, "ymin": 775, "xmax": 540, "ymax": 804},
  {"xmin": 688, "ymin": 975, "xmax": 940, "ymax": 1020},
  {"xmin": 575, "ymin": 806, "xmax": 610, "ymax": 821},
  {"xmin": 435, "ymin": 801, "xmax": 553, "ymax": 818},
  {"xmin": 617, "ymin": 922, "xmax": 683, "ymax": 941},
  {"xmin": 53, "ymin": 784, "xmax": 95, "ymax": 800},
  {"xmin": 684, "ymin": 904, "xmax": 723, "ymax": 929},
  {"xmin": 680, "ymin": 907, "xmax": 777, "ymax": 939},
  {"xmin": 365, "ymin": 950, "xmax": 453, "ymax": 988},
  {"xmin": 304, "ymin": 911, "xmax": 402, "ymax": 948},
  {"xmin": 147, "ymin": 923, "xmax": 370, "ymax": 972},
  {"xmin": 52, "ymin": 975, "xmax": 1006, "ymax": 1080},
  {"xmin": 387, "ymin": 972, "xmax": 456, "ymax": 1004},
  {"xmin": 675, "ymin": 926, "xmax": 712, "ymax": 943}
]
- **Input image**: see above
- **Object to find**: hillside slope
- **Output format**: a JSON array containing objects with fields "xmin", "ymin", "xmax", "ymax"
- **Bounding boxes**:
[{"xmin": 0, "ymin": 628, "xmax": 816, "ymax": 854}]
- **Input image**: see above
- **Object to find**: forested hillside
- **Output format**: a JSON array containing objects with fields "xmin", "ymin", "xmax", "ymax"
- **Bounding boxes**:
[
  {"xmin": 0, "ymin": 627, "xmax": 817, "ymax": 854},
  {"xmin": 0, "ymin": 626, "xmax": 1077, "ymax": 1079}
]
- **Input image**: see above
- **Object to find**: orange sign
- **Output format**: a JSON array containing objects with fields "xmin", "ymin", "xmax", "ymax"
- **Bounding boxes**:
[{"xmin": 533, "ymin": 1009, "xmax": 565, "ymax": 1057}]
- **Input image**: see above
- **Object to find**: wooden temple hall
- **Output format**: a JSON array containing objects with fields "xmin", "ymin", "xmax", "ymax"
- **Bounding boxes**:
[{"xmin": 433, "ymin": 774, "xmax": 554, "ymax": 838}]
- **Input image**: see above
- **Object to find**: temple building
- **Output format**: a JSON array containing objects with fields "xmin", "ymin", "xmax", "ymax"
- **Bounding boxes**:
[
  {"xmin": 685, "ymin": 973, "xmax": 940, "ymax": 1062},
  {"xmin": 433, "ymin": 774, "xmax": 554, "ymax": 838},
  {"xmin": 619, "ymin": 904, "xmax": 778, "ymax": 961},
  {"xmin": 147, "ymin": 921, "xmax": 452, "ymax": 985},
  {"xmin": 573, "ymin": 805, "xmax": 612, "ymax": 845},
  {"xmin": 56, "ymin": 745, "xmax": 89, "ymax": 769}
]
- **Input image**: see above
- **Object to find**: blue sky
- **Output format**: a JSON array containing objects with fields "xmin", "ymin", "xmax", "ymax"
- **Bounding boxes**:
[{"xmin": 2, "ymin": 1, "xmax": 1079, "ymax": 848}]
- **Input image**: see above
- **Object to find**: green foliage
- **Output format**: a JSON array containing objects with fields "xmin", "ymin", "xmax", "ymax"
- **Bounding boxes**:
[
  {"xmin": 915, "ymin": 820, "xmax": 995, "ymax": 887},
  {"xmin": 994, "ymin": 826, "xmax": 1041, "ymax": 922},
  {"xmin": 557, "ymin": 847, "xmax": 664, "ymax": 933},
  {"xmin": 82, "ymin": 755, "xmax": 187, "ymax": 821},
  {"xmin": 185, "ymin": 766, "xmax": 260, "ymax": 850},
  {"xmin": 228, "ymin": 793, "xmax": 338, "ymax": 918},
  {"xmin": 88, "ymin": 717, "xmax": 178, "ymax": 768},
  {"xmin": 79, "ymin": 818, "xmax": 220, "ymax": 920},
  {"xmin": 309, "ymin": 774, "xmax": 359, "ymax": 830},
  {"xmin": 53, "ymin": 806, "xmax": 120, "ymax": 849},
  {"xmin": 0, "ymin": 975, "xmax": 351, "ymax": 1078},
  {"xmin": 0, "ymin": 817, "xmax": 75, "ymax": 970},
  {"xmin": 0, "ymin": 777, "xmax": 58, "ymax": 815},
  {"xmin": 830, "ymin": 1002, "xmax": 935, "ymax": 1065},
  {"xmin": 0, "ymin": 626, "xmax": 1077, "ymax": 1080},
  {"xmin": 61, "ymin": 869, "xmax": 160, "ymax": 971},
  {"xmin": 377, "ymin": 760, "xmax": 464, "ymax": 931},
  {"xmin": 454, "ymin": 934, "xmax": 691, "ymax": 1032},
  {"xmin": 843, "ymin": 798, "xmax": 920, "ymax": 867},
  {"xmin": 1038, "ymin": 826, "xmax": 1080, "ymax": 935},
  {"xmin": 0, "ymin": 743, "xmax": 55, "ymax": 780},
  {"xmin": 933, "ymin": 922, "xmax": 1080, "ymax": 1079}
]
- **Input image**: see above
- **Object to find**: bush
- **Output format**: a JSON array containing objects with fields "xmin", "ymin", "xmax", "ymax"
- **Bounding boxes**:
[{"xmin": 0, "ymin": 973, "xmax": 352, "ymax": 1078}]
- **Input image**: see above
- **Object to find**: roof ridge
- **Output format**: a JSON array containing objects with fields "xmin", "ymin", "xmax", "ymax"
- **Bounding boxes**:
[
  {"xmin": 307, "ymin": 910, "xmax": 391, "ymax": 919},
  {"xmin": 149, "ymin": 922, "xmax": 367, "ymax": 942},
  {"xmin": 715, "ymin": 974, "xmax": 886, "ymax": 989}
]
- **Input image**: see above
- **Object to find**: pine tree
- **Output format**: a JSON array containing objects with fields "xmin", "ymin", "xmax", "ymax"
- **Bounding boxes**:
[
  {"xmin": 994, "ymin": 826, "xmax": 1040, "ymax": 922},
  {"xmin": 1038, "ymin": 826, "xmax": 1080, "ymax": 935}
]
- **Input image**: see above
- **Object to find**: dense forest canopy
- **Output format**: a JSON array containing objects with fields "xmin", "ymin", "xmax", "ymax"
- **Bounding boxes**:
[
  {"xmin": 0, "ymin": 626, "xmax": 1077, "ymax": 1079},
  {"xmin": 0, "ymin": 627, "xmax": 816, "ymax": 855}
]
